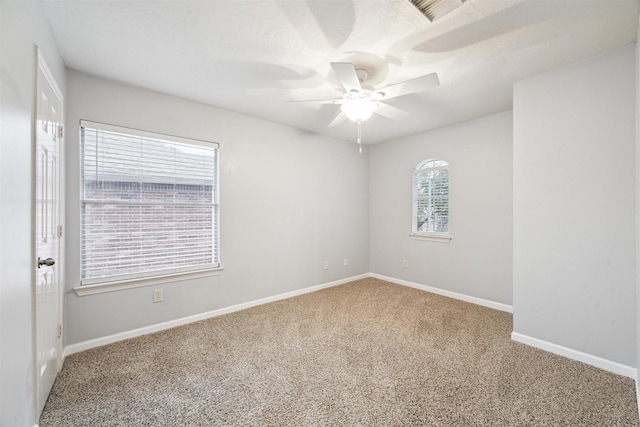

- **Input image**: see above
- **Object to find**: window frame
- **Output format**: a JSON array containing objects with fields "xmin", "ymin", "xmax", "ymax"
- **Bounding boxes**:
[
  {"xmin": 74, "ymin": 120, "xmax": 222, "ymax": 296},
  {"xmin": 410, "ymin": 159, "xmax": 451, "ymax": 243}
]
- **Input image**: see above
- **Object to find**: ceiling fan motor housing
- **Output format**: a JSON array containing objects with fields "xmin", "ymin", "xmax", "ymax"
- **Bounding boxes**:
[
  {"xmin": 355, "ymin": 68, "xmax": 369, "ymax": 82},
  {"xmin": 344, "ymin": 89, "xmax": 375, "ymax": 102}
]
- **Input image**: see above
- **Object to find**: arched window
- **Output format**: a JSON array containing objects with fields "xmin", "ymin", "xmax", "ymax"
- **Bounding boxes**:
[{"xmin": 412, "ymin": 159, "xmax": 449, "ymax": 238}]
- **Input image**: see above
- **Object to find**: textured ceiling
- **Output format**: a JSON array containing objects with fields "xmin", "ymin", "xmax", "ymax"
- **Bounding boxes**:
[{"xmin": 42, "ymin": 0, "xmax": 639, "ymax": 145}]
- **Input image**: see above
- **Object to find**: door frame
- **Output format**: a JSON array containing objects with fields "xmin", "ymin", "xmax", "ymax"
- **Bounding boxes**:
[{"xmin": 32, "ymin": 45, "xmax": 65, "ymax": 420}]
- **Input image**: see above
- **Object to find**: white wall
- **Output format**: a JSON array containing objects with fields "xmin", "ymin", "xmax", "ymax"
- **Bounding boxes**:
[
  {"xmin": 369, "ymin": 111, "xmax": 514, "ymax": 306},
  {"xmin": 636, "ymin": 14, "xmax": 640, "ymax": 396},
  {"xmin": 513, "ymin": 45, "xmax": 636, "ymax": 367},
  {"xmin": 64, "ymin": 70, "xmax": 369, "ymax": 346},
  {"xmin": 0, "ymin": 1, "xmax": 66, "ymax": 425}
]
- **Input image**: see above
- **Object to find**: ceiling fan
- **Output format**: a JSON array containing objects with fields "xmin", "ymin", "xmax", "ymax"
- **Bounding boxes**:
[{"xmin": 293, "ymin": 62, "xmax": 440, "ymax": 151}]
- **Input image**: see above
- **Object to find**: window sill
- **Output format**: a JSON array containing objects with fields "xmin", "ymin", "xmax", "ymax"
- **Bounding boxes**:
[
  {"xmin": 409, "ymin": 233, "xmax": 451, "ymax": 243},
  {"xmin": 73, "ymin": 267, "xmax": 224, "ymax": 296}
]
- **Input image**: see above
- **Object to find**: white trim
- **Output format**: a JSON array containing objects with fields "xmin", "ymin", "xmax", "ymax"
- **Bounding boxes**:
[
  {"xmin": 74, "ymin": 267, "xmax": 224, "ymax": 296},
  {"xmin": 511, "ymin": 332, "xmax": 637, "ymax": 379},
  {"xmin": 63, "ymin": 273, "xmax": 369, "ymax": 357},
  {"xmin": 81, "ymin": 263, "xmax": 221, "ymax": 285},
  {"xmin": 409, "ymin": 233, "xmax": 451, "ymax": 243},
  {"xmin": 37, "ymin": 49, "xmax": 63, "ymax": 102},
  {"xmin": 635, "ymin": 14, "xmax": 640, "ymax": 422},
  {"xmin": 636, "ymin": 375, "xmax": 640, "ymax": 420},
  {"xmin": 369, "ymin": 273, "xmax": 513, "ymax": 313},
  {"xmin": 63, "ymin": 272, "xmax": 640, "ymax": 393}
]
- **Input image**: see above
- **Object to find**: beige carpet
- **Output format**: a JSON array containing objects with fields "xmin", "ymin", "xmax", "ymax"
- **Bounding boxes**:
[{"xmin": 40, "ymin": 278, "xmax": 638, "ymax": 426}]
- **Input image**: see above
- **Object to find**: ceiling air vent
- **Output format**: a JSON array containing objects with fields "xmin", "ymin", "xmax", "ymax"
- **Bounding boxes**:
[{"xmin": 408, "ymin": 0, "xmax": 468, "ymax": 22}]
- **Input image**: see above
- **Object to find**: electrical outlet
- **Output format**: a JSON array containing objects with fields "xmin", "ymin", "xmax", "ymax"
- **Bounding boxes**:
[
  {"xmin": 344, "ymin": 258, "xmax": 348, "ymax": 266},
  {"xmin": 153, "ymin": 289, "xmax": 164, "ymax": 303},
  {"xmin": 402, "ymin": 259, "xmax": 409, "ymax": 269},
  {"xmin": 323, "ymin": 261, "xmax": 329, "ymax": 270}
]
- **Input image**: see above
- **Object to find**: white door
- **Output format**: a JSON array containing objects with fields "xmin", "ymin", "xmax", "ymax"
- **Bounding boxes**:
[{"xmin": 34, "ymin": 50, "xmax": 63, "ymax": 417}]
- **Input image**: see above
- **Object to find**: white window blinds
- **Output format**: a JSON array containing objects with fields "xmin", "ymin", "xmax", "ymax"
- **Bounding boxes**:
[
  {"xmin": 413, "ymin": 159, "xmax": 449, "ymax": 236},
  {"xmin": 80, "ymin": 120, "xmax": 220, "ymax": 285}
]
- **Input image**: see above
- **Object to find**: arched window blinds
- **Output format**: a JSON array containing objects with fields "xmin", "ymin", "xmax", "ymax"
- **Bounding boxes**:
[{"xmin": 412, "ymin": 159, "xmax": 449, "ymax": 237}]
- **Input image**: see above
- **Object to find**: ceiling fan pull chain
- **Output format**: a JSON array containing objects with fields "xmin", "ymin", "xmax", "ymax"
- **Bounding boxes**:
[{"xmin": 357, "ymin": 120, "xmax": 362, "ymax": 153}]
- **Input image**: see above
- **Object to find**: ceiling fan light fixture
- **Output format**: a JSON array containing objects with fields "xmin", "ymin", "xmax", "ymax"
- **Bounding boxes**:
[
  {"xmin": 341, "ymin": 99, "xmax": 377, "ymax": 122},
  {"xmin": 408, "ymin": 0, "xmax": 468, "ymax": 22}
]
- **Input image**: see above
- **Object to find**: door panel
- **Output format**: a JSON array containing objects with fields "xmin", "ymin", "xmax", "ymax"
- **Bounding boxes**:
[{"xmin": 35, "ymin": 51, "xmax": 63, "ymax": 417}]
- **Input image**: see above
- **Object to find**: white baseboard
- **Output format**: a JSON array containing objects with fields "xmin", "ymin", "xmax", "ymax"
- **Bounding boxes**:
[
  {"xmin": 65, "ymin": 273, "xmax": 636, "ymax": 383},
  {"xmin": 636, "ymin": 375, "xmax": 640, "ymax": 419},
  {"xmin": 511, "ymin": 332, "xmax": 637, "ymax": 379},
  {"xmin": 63, "ymin": 273, "xmax": 369, "ymax": 358},
  {"xmin": 369, "ymin": 273, "xmax": 513, "ymax": 313},
  {"xmin": 64, "ymin": 272, "xmax": 509, "ymax": 358}
]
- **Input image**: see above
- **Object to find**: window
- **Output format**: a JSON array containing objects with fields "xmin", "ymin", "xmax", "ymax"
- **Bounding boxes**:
[
  {"xmin": 80, "ymin": 120, "xmax": 220, "ymax": 286},
  {"xmin": 412, "ymin": 159, "xmax": 450, "ymax": 241}
]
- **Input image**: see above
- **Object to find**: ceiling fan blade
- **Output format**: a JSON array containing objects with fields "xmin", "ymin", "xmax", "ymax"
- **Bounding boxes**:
[
  {"xmin": 374, "ymin": 103, "xmax": 410, "ymax": 121},
  {"xmin": 286, "ymin": 98, "xmax": 342, "ymax": 104},
  {"xmin": 378, "ymin": 72, "xmax": 439, "ymax": 99},
  {"xmin": 328, "ymin": 111, "xmax": 347, "ymax": 127},
  {"xmin": 330, "ymin": 62, "xmax": 362, "ymax": 93}
]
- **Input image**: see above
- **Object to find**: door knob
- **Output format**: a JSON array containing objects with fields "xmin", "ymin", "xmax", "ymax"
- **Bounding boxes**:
[{"xmin": 38, "ymin": 257, "xmax": 55, "ymax": 268}]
